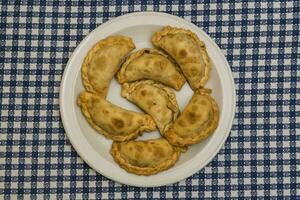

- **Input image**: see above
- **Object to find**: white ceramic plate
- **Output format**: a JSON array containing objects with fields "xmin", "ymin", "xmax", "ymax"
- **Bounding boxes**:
[{"xmin": 60, "ymin": 12, "xmax": 236, "ymax": 187}]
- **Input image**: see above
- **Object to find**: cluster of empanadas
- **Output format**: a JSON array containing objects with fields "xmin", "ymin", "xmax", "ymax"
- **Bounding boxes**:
[{"xmin": 77, "ymin": 27, "xmax": 219, "ymax": 176}]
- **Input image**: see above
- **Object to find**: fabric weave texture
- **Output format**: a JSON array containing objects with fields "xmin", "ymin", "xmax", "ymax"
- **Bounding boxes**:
[{"xmin": 0, "ymin": 1, "xmax": 299, "ymax": 199}]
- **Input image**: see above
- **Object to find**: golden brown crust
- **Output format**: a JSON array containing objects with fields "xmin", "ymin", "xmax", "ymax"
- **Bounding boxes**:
[
  {"xmin": 82, "ymin": 35, "xmax": 135, "ymax": 97},
  {"xmin": 110, "ymin": 139, "xmax": 181, "ymax": 175},
  {"xmin": 116, "ymin": 48, "xmax": 186, "ymax": 90},
  {"xmin": 151, "ymin": 26, "xmax": 211, "ymax": 90},
  {"xmin": 77, "ymin": 91, "xmax": 156, "ymax": 142},
  {"xmin": 121, "ymin": 80, "xmax": 179, "ymax": 134},
  {"xmin": 164, "ymin": 88, "xmax": 219, "ymax": 147}
]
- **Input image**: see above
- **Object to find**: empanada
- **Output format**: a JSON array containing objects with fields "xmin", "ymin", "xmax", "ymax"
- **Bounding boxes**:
[
  {"xmin": 121, "ymin": 80, "xmax": 179, "ymax": 134},
  {"xmin": 117, "ymin": 48, "xmax": 185, "ymax": 90},
  {"xmin": 82, "ymin": 35, "xmax": 135, "ymax": 97},
  {"xmin": 111, "ymin": 138, "xmax": 180, "ymax": 175},
  {"xmin": 152, "ymin": 26, "xmax": 211, "ymax": 90},
  {"xmin": 77, "ymin": 91, "xmax": 156, "ymax": 141},
  {"xmin": 164, "ymin": 88, "xmax": 219, "ymax": 147}
]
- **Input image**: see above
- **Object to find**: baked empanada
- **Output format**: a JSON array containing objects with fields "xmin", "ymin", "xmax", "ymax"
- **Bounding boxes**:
[
  {"xmin": 152, "ymin": 26, "xmax": 211, "ymax": 90},
  {"xmin": 164, "ymin": 88, "xmax": 219, "ymax": 147},
  {"xmin": 77, "ymin": 91, "xmax": 156, "ymax": 141},
  {"xmin": 111, "ymin": 138, "xmax": 180, "ymax": 175},
  {"xmin": 121, "ymin": 80, "xmax": 179, "ymax": 134},
  {"xmin": 117, "ymin": 48, "xmax": 186, "ymax": 90},
  {"xmin": 82, "ymin": 35, "xmax": 135, "ymax": 97}
]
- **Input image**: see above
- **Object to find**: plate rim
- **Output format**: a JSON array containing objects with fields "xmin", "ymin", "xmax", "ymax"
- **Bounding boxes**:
[{"xmin": 59, "ymin": 11, "xmax": 236, "ymax": 187}]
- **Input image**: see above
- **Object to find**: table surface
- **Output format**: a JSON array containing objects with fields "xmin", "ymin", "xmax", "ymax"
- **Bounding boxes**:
[{"xmin": 0, "ymin": 1, "xmax": 299, "ymax": 199}]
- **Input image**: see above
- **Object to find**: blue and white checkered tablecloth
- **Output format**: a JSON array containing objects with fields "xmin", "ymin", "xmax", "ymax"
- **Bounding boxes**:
[{"xmin": 0, "ymin": 0, "xmax": 299, "ymax": 199}]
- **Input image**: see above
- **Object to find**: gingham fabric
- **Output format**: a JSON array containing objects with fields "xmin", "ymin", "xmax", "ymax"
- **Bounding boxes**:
[{"xmin": 0, "ymin": 0, "xmax": 299, "ymax": 199}]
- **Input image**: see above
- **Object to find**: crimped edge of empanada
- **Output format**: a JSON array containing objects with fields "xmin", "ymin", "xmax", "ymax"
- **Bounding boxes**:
[
  {"xmin": 82, "ymin": 35, "xmax": 135, "ymax": 97},
  {"xmin": 110, "ymin": 140, "xmax": 181, "ymax": 175},
  {"xmin": 77, "ymin": 91, "xmax": 156, "ymax": 142},
  {"xmin": 151, "ymin": 26, "xmax": 211, "ymax": 90},
  {"xmin": 116, "ymin": 48, "xmax": 186, "ymax": 90},
  {"xmin": 121, "ymin": 80, "xmax": 179, "ymax": 134},
  {"xmin": 164, "ymin": 88, "xmax": 219, "ymax": 147}
]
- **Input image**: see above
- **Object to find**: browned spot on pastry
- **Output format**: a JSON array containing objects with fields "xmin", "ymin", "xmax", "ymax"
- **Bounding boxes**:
[
  {"xmin": 111, "ymin": 118, "xmax": 124, "ymax": 129},
  {"xmin": 91, "ymin": 98, "xmax": 98, "ymax": 106},
  {"xmin": 200, "ymin": 100, "xmax": 207, "ymax": 105},
  {"xmin": 102, "ymin": 110, "xmax": 109, "ymax": 115},
  {"xmin": 138, "ymin": 119, "xmax": 144, "ymax": 124},
  {"xmin": 188, "ymin": 112, "xmax": 196, "ymax": 118},
  {"xmin": 140, "ymin": 90, "xmax": 147, "ymax": 96},
  {"xmin": 121, "ymin": 112, "xmax": 133, "ymax": 125},
  {"xmin": 177, "ymin": 119, "xmax": 186, "ymax": 127},
  {"xmin": 179, "ymin": 49, "xmax": 187, "ymax": 58},
  {"xmin": 135, "ymin": 144, "xmax": 144, "ymax": 152},
  {"xmin": 187, "ymin": 111, "xmax": 199, "ymax": 124},
  {"xmin": 145, "ymin": 60, "xmax": 150, "ymax": 66},
  {"xmin": 129, "ymin": 146, "xmax": 133, "ymax": 151}
]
